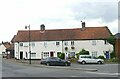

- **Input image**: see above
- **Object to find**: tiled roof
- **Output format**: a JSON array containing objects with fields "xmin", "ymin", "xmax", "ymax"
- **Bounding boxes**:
[
  {"xmin": 14, "ymin": 26, "xmax": 111, "ymax": 42},
  {"xmin": 11, "ymin": 35, "xmax": 16, "ymax": 43},
  {"xmin": 2, "ymin": 42, "xmax": 11, "ymax": 49}
]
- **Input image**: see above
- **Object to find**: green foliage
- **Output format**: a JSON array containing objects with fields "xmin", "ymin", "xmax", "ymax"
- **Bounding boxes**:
[
  {"xmin": 105, "ymin": 57, "xmax": 119, "ymax": 63},
  {"xmin": 98, "ymin": 55, "xmax": 105, "ymax": 60},
  {"xmin": 58, "ymin": 53, "xmax": 65, "ymax": 59},
  {"xmin": 79, "ymin": 49, "xmax": 89, "ymax": 55},
  {"xmin": 110, "ymin": 51, "xmax": 116, "ymax": 59},
  {"xmin": 76, "ymin": 53, "xmax": 80, "ymax": 59},
  {"xmin": 76, "ymin": 49, "xmax": 89, "ymax": 58},
  {"xmin": 107, "ymin": 35, "xmax": 115, "ymax": 45},
  {"xmin": 57, "ymin": 52, "xmax": 61, "ymax": 58}
]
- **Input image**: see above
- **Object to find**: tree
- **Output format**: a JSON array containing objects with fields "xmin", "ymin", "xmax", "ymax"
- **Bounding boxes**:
[
  {"xmin": 107, "ymin": 35, "xmax": 115, "ymax": 45},
  {"xmin": 107, "ymin": 35, "xmax": 116, "ymax": 58},
  {"xmin": 76, "ymin": 49, "xmax": 89, "ymax": 58}
]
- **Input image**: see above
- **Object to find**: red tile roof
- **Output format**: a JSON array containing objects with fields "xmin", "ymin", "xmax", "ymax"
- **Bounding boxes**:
[
  {"xmin": 14, "ymin": 26, "xmax": 111, "ymax": 42},
  {"xmin": 2, "ymin": 42, "xmax": 11, "ymax": 49}
]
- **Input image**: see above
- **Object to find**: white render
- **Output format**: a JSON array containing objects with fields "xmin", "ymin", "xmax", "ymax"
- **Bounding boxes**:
[
  {"xmin": 0, "ymin": 44, "xmax": 6, "ymax": 55},
  {"xmin": 14, "ymin": 40, "xmax": 113, "ymax": 59}
]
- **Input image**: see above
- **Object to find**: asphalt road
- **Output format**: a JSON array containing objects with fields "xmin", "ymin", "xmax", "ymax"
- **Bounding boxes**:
[{"xmin": 1, "ymin": 58, "xmax": 119, "ymax": 77}]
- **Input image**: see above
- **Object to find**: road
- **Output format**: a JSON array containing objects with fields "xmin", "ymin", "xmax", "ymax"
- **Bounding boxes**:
[{"xmin": 1, "ymin": 58, "xmax": 119, "ymax": 77}]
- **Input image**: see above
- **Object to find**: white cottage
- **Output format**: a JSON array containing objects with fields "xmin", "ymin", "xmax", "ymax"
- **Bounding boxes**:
[
  {"xmin": 0, "ymin": 42, "xmax": 11, "ymax": 56},
  {"xmin": 13, "ymin": 24, "xmax": 113, "ymax": 60}
]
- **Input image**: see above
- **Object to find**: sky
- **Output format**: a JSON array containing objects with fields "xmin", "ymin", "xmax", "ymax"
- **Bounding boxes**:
[{"xmin": 0, "ymin": 0, "xmax": 119, "ymax": 42}]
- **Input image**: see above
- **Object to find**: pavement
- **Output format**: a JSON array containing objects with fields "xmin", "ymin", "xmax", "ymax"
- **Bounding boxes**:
[{"xmin": 2, "ymin": 58, "xmax": 98, "ymax": 72}]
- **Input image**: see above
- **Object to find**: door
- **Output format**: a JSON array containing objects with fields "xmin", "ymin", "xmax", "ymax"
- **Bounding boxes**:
[
  {"xmin": 106, "ymin": 51, "xmax": 109, "ymax": 59},
  {"xmin": 20, "ymin": 52, "xmax": 23, "ymax": 59},
  {"xmin": 50, "ymin": 51, "xmax": 54, "ymax": 57}
]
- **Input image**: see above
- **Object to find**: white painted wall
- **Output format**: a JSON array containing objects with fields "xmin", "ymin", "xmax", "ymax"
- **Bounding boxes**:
[
  {"xmin": 0, "ymin": 44, "xmax": 6, "ymax": 55},
  {"xmin": 14, "ymin": 40, "xmax": 113, "ymax": 59}
]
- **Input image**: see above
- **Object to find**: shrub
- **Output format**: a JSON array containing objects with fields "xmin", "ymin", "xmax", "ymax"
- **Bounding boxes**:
[
  {"xmin": 76, "ymin": 53, "xmax": 80, "ymax": 59},
  {"xmin": 110, "ymin": 51, "xmax": 116, "ymax": 59},
  {"xmin": 98, "ymin": 55, "xmax": 105, "ymax": 60},
  {"xmin": 79, "ymin": 49, "xmax": 89, "ymax": 55},
  {"xmin": 76, "ymin": 49, "xmax": 89, "ymax": 59},
  {"xmin": 58, "ymin": 53, "xmax": 65, "ymax": 59}
]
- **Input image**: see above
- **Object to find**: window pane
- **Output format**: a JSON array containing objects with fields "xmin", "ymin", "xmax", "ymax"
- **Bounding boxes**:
[
  {"xmin": 92, "ymin": 40, "xmax": 96, "ymax": 45},
  {"xmin": 31, "ymin": 53, "xmax": 36, "ymax": 57},
  {"xmin": 56, "ymin": 42, "xmax": 60, "ymax": 45},
  {"xmin": 20, "ymin": 43, "xmax": 23, "ymax": 46},
  {"xmin": 71, "ymin": 41, "xmax": 74, "ymax": 45}
]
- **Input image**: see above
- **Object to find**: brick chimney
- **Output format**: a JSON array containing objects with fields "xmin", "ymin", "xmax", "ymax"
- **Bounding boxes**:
[
  {"xmin": 40, "ymin": 24, "xmax": 45, "ymax": 33},
  {"xmin": 81, "ymin": 21, "xmax": 86, "ymax": 31}
]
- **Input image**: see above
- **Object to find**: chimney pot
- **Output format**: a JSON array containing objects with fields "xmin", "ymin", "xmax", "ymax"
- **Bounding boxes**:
[
  {"xmin": 40, "ymin": 24, "xmax": 45, "ymax": 31},
  {"xmin": 81, "ymin": 21, "xmax": 86, "ymax": 31}
]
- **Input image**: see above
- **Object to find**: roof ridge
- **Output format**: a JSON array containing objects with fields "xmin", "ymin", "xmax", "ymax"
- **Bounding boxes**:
[{"xmin": 18, "ymin": 26, "xmax": 107, "ymax": 32}]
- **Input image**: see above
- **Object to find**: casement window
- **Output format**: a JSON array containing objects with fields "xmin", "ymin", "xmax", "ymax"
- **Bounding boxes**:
[
  {"xmin": 24, "ymin": 43, "xmax": 28, "ymax": 47},
  {"xmin": 31, "ymin": 53, "xmax": 36, "ymax": 57},
  {"xmin": 31, "ymin": 42, "xmax": 35, "ymax": 47},
  {"xmin": 56, "ymin": 42, "xmax": 60, "ymax": 45},
  {"xmin": 19, "ymin": 43, "xmax": 23, "ymax": 46},
  {"xmin": 64, "ymin": 41, "xmax": 68, "ymax": 45},
  {"xmin": 43, "ymin": 52, "xmax": 49, "ymax": 57},
  {"xmin": 92, "ymin": 40, "xmax": 96, "ymax": 45},
  {"xmin": 92, "ymin": 51, "xmax": 97, "ymax": 57},
  {"xmin": 71, "ymin": 41, "xmax": 74, "ymax": 45},
  {"xmin": 44, "ymin": 42, "xmax": 47, "ymax": 48},
  {"xmin": 104, "ymin": 40, "xmax": 108, "ymax": 45}
]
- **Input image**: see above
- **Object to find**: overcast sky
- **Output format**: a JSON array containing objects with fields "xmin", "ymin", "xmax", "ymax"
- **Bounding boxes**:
[{"xmin": 0, "ymin": 0, "xmax": 119, "ymax": 42}]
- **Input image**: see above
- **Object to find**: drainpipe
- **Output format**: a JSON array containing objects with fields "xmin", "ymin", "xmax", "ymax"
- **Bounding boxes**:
[{"xmin": 18, "ymin": 42, "xmax": 19, "ymax": 59}]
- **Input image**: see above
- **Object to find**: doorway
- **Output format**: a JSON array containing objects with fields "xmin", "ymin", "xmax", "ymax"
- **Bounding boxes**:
[
  {"xmin": 50, "ymin": 51, "xmax": 54, "ymax": 57},
  {"xmin": 20, "ymin": 51, "xmax": 23, "ymax": 59},
  {"xmin": 105, "ymin": 51, "xmax": 110, "ymax": 59}
]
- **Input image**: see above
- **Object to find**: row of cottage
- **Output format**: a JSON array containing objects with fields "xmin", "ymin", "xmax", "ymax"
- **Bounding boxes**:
[{"xmin": 1, "ymin": 23, "xmax": 115, "ymax": 59}]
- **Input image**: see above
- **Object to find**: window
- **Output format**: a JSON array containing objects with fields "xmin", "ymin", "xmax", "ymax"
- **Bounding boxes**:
[
  {"xmin": 71, "ymin": 41, "xmax": 74, "ymax": 45},
  {"xmin": 92, "ymin": 51, "xmax": 97, "ymax": 57},
  {"xmin": 64, "ymin": 41, "xmax": 68, "ymax": 45},
  {"xmin": 44, "ymin": 42, "xmax": 47, "ymax": 48},
  {"xmin": 31, "ymin": 42, "xmax": 35, "ymax": 47},
  {"xmin": 56, "ymin": 42, "xmax": 60, "ymax": 45},
  {"xmin": 92, "ymin": 40, "xmax": 96, "ymax": 45},
  {"xmin": 20, "ymin": 43, "xmax": 23, "ymax": 46},
  {"xmin": 24, "ymin": 43, "xmax": 28, "ymax": 47},
  {"xmin": 104, "ymin": 40, "xmax": 108, "ymax": 45},
  {"xmin": 43, "ymin": 52, "xmax": 49, "ymax": 57},
  {"xmin": 31, "ymin": 53, "xmax": 36, "ymax": 57}
]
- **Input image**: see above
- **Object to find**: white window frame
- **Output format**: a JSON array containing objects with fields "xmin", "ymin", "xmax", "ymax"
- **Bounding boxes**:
[
  {"xmin": 71, "ymin": 41, "xmax": 74, "ymax": 45},
  {"xmin": 92, "ymin": 51, "xmax": 97, "ymax": 57},
  {"xmin": 104, "ymin": 40, "xmax": 108, "ymax": 45},
  {"xmin": 31, "ymin": 42, "xmax": 35, "ymax": 47},
  {"xmin": 64, "ymin": 41, "xmax": 68, "ymax": 46},
  {"xmin": 56, "ymin": 42, "xmax": 60, "ymax": 45},
  {"xmin": 19, "ymin": 43, "xmax": 23, "ymax": 46},
  {"xmin": 92, "ymin": 40, "xmax": 96, "ymax": 45},
  {"xmin": 31, "ymin": 53, "xmax": 36, "ymax": 57},
  {"xmin": 43, "ymin": 52, "xmax": 49, "ymax": 58}
]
